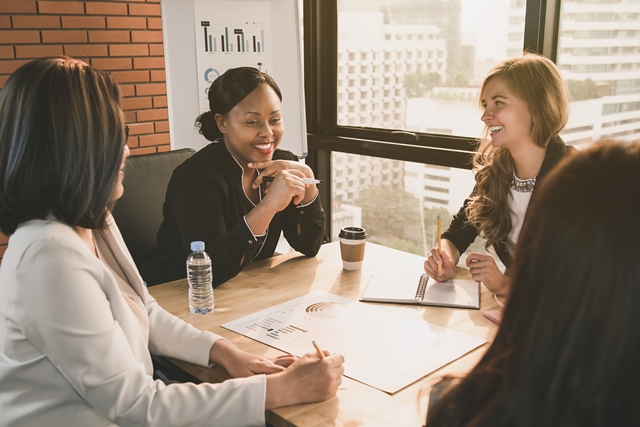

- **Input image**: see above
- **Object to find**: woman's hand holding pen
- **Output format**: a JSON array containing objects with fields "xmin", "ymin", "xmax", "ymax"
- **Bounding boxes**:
[
  {"xmin": 259, "ymin": 169, "xmax": 308, "ymax": 211},
  {"xmin": 248, "ymin": 160, "xmax": 319, "ymax": 206},
  {"xmin": 243, "ymin": 162, "xmax": 314, "ymax": 236},
  {"xmin": 264, "ymin": 350, "xmax": 345, "ymax": 410},
  {"xmin": 424, "ymin": 244, "xmax": 457, "ymax": 282},
  {"xmin": 210, "ymin": 338, "xmax": 344, "ymax": 408}
]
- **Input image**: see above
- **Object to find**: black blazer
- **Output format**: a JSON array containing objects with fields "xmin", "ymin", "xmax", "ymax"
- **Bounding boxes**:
[{"xmin": 141, "ymin": 140, "xmax": 325, "ymax": 287}]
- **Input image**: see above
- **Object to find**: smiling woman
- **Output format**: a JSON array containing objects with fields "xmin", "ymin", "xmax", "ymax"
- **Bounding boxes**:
[
  {"xmin": 0, "ymin": 57, "xmax": 343, "ymax": 427},
  {"xmin": 140, "ymin": 67, "xmax": 326, "ymax": 287},
  {"xmin": 423, "ymin": 53, "xmax": 572, "ymax": 296}
]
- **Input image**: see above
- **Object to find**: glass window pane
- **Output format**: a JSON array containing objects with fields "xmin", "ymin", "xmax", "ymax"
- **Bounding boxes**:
[
  {"xmin": 331, "ymin": 152, "xmax": 499, "ymax": 267},
  {"xmin": 557, "ymin": 0, "xmax": 640, "ymax": 145},
  {"xmin": 337, "ymin": 0, "xmax": 527, "ymax": 138},
  {"xmin": 334, "ymin": 0, "xmax": 521, "ymax": 266}
]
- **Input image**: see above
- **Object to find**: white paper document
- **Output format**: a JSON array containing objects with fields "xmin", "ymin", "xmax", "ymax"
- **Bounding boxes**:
[{"xmin": 223, "ymin": 290, "xmax": 486, "ymax": 393}]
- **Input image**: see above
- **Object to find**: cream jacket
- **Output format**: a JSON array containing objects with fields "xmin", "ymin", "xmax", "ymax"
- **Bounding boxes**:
[{"xmin": 0, "ymin": 217, "xmax": 267, "ymax": 426}]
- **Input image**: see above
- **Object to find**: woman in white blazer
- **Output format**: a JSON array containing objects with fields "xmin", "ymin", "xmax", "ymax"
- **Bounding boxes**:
[{"xmin": 0, "ymin": 57, "xmax": 344, "ymax": 427}]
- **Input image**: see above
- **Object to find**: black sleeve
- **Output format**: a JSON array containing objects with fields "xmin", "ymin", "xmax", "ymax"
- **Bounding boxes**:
[
  {"xmin": 440, "ymin": 191, "xmax": 479, "ymax": 256},
  {"xmin": 281, "ymin": 193, "xmax": 326, "ymax": 257},
  {"xmin": 272, "ymin": 149, "xmax": 326, "ymax": 257},
  {"xmin": 167, "ymin": 170, "xmax": 266, "ymax": 288}
]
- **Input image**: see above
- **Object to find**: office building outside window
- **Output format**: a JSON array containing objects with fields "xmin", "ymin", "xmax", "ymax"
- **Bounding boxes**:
[
  {"xmin": 328, "ymin": 0, "xmax": 639, "ymax": 260},
  {"xmin": 556, "ymin": 0, "xmax": 640, "ymax": 145},
  {"xmin": 332, "ymin": 0, "xmax": 525, "ymax": 260}
]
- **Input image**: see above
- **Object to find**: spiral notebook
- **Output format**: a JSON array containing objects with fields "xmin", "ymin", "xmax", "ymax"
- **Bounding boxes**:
[{"xmin": 360, "ymin": 271, "xmax": 480, "ymax": 309}]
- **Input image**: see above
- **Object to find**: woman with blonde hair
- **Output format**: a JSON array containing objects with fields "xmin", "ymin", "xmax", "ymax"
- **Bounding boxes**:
[{"xmin": 424, "ymin": 53, "xmax": 572, "ymax": 295}]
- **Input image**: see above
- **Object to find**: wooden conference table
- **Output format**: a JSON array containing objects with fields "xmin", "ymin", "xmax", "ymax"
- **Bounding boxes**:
[{"xmin": 149, "ymin": 241, "xmax": 501, "ymax": 427}]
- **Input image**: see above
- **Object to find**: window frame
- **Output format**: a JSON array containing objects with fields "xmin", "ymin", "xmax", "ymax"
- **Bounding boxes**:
[{"xmin": 302, "ymin": 0, "xmax": 561, "ymax": 237}]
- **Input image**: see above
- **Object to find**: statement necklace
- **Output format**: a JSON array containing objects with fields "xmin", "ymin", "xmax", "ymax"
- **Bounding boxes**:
[{"xmin": 511, "ymin": 173, "xmax": 536, "ymax": 193}]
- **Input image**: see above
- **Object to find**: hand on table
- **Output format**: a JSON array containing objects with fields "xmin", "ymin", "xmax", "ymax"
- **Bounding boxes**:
[
  {"xmin": 466, "ymin": 252, "xmax": 510, "ymax": 296},
  {"xmin": 227, "ymin": 352, "xmax": 298, "ymax": 378},
  {"xmin": 209, "ymin": 340, "xmax": 297, "ymax": 377}
]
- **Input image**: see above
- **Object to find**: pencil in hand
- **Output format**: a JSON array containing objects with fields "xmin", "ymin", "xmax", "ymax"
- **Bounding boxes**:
[
  {"xmin": 437, "ymin": 215, "xmax": 442, "ymax": 276},
  {"xmin": 312, "ymin": 340, "xmax": 326, "ymax": 359}
]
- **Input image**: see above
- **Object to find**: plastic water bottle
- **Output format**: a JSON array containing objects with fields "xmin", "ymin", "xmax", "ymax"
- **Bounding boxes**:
[{"xmin": 187, "ymin": 241, "xmax": 214, "ymax": 315}]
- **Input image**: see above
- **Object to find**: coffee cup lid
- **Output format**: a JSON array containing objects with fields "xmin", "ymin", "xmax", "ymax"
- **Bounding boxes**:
[{"xmin": 339, "ymin": 226, "xmax": 367, "ymax": 239}]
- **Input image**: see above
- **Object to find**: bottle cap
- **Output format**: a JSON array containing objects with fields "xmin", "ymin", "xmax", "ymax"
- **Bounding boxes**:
[{"xmin": 190, "ymin": 241, "xmax": 205, "ymax": 251}]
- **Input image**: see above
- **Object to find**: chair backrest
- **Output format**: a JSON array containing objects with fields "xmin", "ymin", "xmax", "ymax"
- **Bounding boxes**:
[{"xmin": 111, "ymin": 148, "xmax": 196, "ymax": 270}]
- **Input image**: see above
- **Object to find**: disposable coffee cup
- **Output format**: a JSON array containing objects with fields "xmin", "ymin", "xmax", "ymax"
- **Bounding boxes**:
[{"xmin": 339, "ymin": 227, "xmax": 367, "ymax": 270}]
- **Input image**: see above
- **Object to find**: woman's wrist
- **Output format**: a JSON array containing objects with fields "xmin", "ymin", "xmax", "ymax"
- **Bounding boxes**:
[
  {"xmin": 442, "ymin": 239, "xmax": 461, "ymax": 266},
  {"xmin": 208, "ymin": 338, "xmax": 236, "ymax": 367},
  {"xmin": 265, "ymin": 371, "xmax": 289, "ymax": 409},
  {"xmin": 245, "ymin": 203, "xmax": 277, "ymax": 235},
  {"xmin": 497, "ymin": 275, "xmax": 511, "ymax": 297},
  {"xmin": 300, "ymin": 187, "xmax": 319, "ymax": 206}
]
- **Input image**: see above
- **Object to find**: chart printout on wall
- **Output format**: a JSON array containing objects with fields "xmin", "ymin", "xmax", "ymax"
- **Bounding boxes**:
[
  {"xmin": 190, "ymin": 0, "xmax": 307, "ymax": 156},
  {"xmin": 223, "ymin": 290, "xmax": 486, "ymax": 393}
]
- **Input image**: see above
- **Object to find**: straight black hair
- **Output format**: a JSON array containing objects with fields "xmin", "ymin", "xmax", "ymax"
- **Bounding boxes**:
[
  {"xmin": 0, "ymin": 56, "xmax": 125, "ymax": 235},
  {"xmin": 427, "ymin": 140, "xmax": 640, "ymax": 427},
  {"xmin": 195, "ymin": 67, "xmax": 282, "ymax": 141}
]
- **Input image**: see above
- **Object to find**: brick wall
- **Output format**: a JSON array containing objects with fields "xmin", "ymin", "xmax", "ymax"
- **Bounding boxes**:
[{"xmin": 0, "ymin": 0, "xmax": 173, "ymax": 261}]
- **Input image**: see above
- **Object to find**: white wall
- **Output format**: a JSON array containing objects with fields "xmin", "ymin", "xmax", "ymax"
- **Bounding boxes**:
[{"xmin": 161, "ymin": 0, "xmax": 308, "ymax": 156}]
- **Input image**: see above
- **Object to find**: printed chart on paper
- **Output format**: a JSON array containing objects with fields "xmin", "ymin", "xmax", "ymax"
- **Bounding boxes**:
[{"xmin": 223, "ymin": 291, "xmax": 486, "ymax": 393}]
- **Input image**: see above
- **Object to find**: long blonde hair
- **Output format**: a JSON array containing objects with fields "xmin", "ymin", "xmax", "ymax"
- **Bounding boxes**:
[{"xmin": 466, "ymin": 53, "xmax": 569, "ymax": 249}]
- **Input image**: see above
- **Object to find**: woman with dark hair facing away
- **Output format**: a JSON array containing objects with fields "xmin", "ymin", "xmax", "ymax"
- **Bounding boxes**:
[
  {"xmin": 0, "ymin": 57, "xmax": 344, "ymax": 426},
  {"xmin": 425, "ymin": 139, "xmax": 640, "ymax": 427},
  {"xmin": 141, "ymin": 67, "xmax": 324, "ymax": 287},
  {"xmin": 424, "ymin": 53, "xmax": 572, "ymax": 296}
]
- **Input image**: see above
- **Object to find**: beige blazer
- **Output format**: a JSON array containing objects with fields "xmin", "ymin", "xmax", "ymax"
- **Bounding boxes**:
[{"xmin": 0, "ymin": 216, "xmax": 267, "ymax": 426}]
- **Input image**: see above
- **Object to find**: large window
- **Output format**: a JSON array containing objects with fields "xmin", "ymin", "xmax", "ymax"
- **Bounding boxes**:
[
  {"xmin": 336, "ymin": 0, "xmax": 526, "ymax": 137},
  {"xmin": 327, "ymin": 0, "xmax": 526, "ymax": 257},
  {"xmin": 303, "ymin": 0, "xmax": 638, "ymax": 259},
  {"xmin": 329, "ymin": 152, "xmax": 492, "ymax": 261},
  {"xmin": 557, "ymin": 0, "xmax": 640, "ymax": 145}
]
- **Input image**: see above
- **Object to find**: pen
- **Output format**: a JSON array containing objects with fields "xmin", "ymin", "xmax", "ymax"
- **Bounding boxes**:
[
  {"xmin": 312, "ymin": 340, "xmax": 326, "ymax": 359},
  {"xmin": 437, "ymin": 215, "xmax": 442, "ymax": 275},
  {"xmin": 261, "ymin": 175, "xmax": 322, "ymax": 185}
]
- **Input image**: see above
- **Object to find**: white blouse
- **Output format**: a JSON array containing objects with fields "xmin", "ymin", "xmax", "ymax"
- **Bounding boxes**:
[{"xmin": 507, "ymin": 188, "xmax": 533, "ymax": 257}]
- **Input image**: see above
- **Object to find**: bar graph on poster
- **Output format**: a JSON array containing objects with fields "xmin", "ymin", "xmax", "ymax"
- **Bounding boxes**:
[
  {"xmin": 193, "ymin": 0, "xmax": 275, "ymax": 114},
  {"xmin": 162, "ymin": 0, "xmax": 305, "ymax": 154}
]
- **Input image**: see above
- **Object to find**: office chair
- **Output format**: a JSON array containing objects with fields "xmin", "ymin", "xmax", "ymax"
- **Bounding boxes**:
[
  {"xmin": 111, "ymin": 148, "xmax": 198, "ymax": 385},
  {"xmin": 111, "ymin": 148, "xmax": 196, "ymax": 271}
]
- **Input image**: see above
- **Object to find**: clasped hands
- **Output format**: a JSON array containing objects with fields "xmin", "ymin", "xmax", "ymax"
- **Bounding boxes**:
[{"xmin": 248, "ymin": 160, "xmax": 318, "ymax": 208}]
